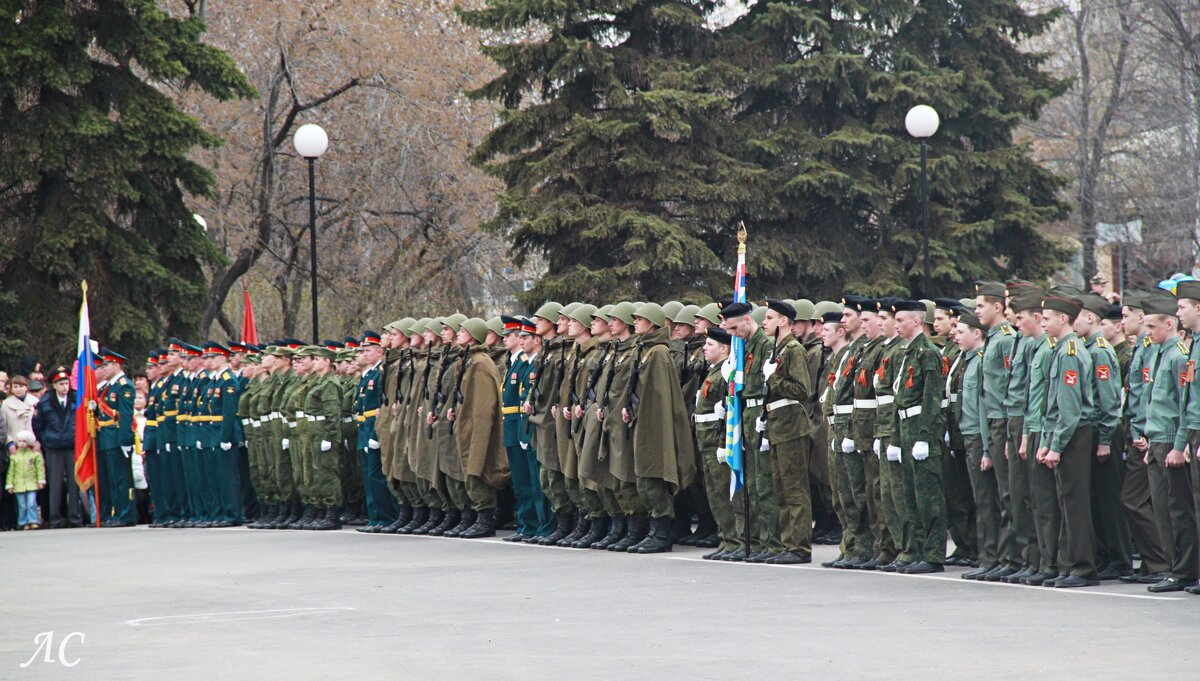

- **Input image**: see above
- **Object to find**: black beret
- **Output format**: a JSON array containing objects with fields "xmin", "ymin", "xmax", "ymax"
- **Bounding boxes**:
[
  {"xmin": 706, "ymin": 328, "xmax": 733, "ymax": 345},
  {"xmin": 877, "ymin": 296, "xmax": 904, "ymax": 312},
  {"xmin": 719, "ymin": 302, "xmax": 753, "ymax": 319},
  {"xmin": 841, "ymin": 294, "xmax": 870, "ymax": 310},
  {"xmin": 932, "ymin": 297, "xmax": 964, "ymax": 314},
  {"xmin": 821, "ymin": 311, "xmax": 844, "ymax": 324},
  {"xmin": 765, "ymin": 298, "xmax": 796, "ymax": 321},
  {"xmin": 958, "ymin": 311, "xmax": 988, "ymax": 332},
  {"xmin": 890, "ymin": 300, "xmax": 927, "ymax": 313}
]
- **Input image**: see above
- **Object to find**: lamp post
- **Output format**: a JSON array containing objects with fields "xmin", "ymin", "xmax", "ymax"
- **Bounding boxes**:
[
  {"xmin": 292, "ymin": 123, "xmax": 329, "ymax": 343},
  {"xmin": 905, "ymin": 105, "xmax": 939, "ymax": 299}
]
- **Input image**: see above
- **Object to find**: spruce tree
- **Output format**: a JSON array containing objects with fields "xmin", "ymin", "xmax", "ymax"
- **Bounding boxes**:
[
  {"xmin": 723, "ymin": 0, "xmax": 1069, "ymax": 299},
  {"xmin": 0, "ymin": 0, "xmax": 255, "ymax": 366},
  {"xmin": 459, "ymin": 0, "xmax": 754, "ymax": 306}
]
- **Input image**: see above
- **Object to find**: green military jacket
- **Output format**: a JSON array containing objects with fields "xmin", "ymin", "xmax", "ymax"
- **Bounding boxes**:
[
  {"xmin": 1004, "ymin": 334, "xmax": 1031, "ymax": 419},
  {"xmin": 941, "ymin": 341, "xmax": 963, "ymax": 449},
  {"xmin": 958, "ymin": 347, "xmax": 987, "ymax": 453},
  {"xmin": 982, "ymin": 321, "xmax": 1016, "ymax": 420},
  {"xmin": 873, "ymin": 336, "xmax": 908, "ymax": 442},
  {"xmin": 305, "ymin": 371, "xmax": 344, "ymax": 453},
  {"xmin": 1085, "ymin": 333, "xmax": 1122, "ymax": 445},
  {"xmin": 849, "ymin": 336, "xmax": 886, "ymax": 445},
  {"xmin": 765, "ymin": 335, "xmax": 812, "ymax": 444},
  {"xmin": 355, "ymin": 360, "xmax": 383, "ymax": 452},
  {"xmin": 1124, "ymin": 334, "xmax": 1153, "ymax": 440},
  {"xmin": 1044, "ymin": 334, "xmax": 1094, "ymax": 453},
  {"xmin": 893, "ymin": 333, "xmax": 944, "ymax": 446},
  {"xmin": 1022, "ymin": 335, "xmax": 1055, "ymax": 435},
  {"xmin": 829, "ymin": 335, "xmax": 866, "ymax": 433},
  {"xmin": 695, "ymin": 361, "xmax": 729, "ymax": 456},
  {"xmin": 1143, "ymin": 338, "xmax": 1189, "ymax": 446},
  {"xmin": 96, "ymin": 373, "xmax": 136, "ymax": 451}
]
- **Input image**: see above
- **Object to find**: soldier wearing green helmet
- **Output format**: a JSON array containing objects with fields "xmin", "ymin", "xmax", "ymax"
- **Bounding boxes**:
[{"xmin": 670, "ymin": 303, "xmax": 718, "ymax": 547}]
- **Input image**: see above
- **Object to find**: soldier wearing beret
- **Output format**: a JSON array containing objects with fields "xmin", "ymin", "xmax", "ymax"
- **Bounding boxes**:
[
  {"xmin": 697, "ymin": 328, "xmax": 739, "ymax": 559},
  {"xmin": 873, "ymin": 298, "xmax": 915, "ymax": 572}
]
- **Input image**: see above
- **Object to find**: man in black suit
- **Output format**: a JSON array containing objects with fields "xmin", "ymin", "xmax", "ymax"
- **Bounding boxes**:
[{"xmin": 33, "ymin": 367, "xmax": 81, "ymax": 527}]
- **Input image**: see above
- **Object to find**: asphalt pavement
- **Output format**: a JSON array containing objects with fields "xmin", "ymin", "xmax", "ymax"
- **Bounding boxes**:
[{"xmin": 1, "ymin": 526, "xmax": 1195, "ymax": 680}]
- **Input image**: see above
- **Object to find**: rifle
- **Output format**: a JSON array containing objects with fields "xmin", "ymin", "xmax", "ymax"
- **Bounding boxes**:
[
  {"xmin": 395, "ymin": 349, "xmax": 410, "ymax": 405},
  {"xmin": 567, "ymin": 343, "xmax": 585, "ymax": 435},
  {"xmin": 427, "ymin": 346, "xmax": 453, "ymax": 439},
  {"xmin": 524, "ymin": 341, "xmax": 551, "ymax": 436},
  {"xmin": 625, "ymin": 340, "xmax": 645, "ymax": 439},
  {"xmin": 575, "ymin": 341, "xmax": 611, "ymax": 435},
  {"xmin": 549, "ymin": 342, "xmax": 569, "ymax": 423},
  {"xmin": 448, "ymin": 347, "xmax": 470, "ymax": 436},
  {"xmin": 420, "ymin": 347, "xmax": 436, "ymax": 403},
  {"xmin": 598, "ymin": 338, "xmax": 623, "ymax": 420}
]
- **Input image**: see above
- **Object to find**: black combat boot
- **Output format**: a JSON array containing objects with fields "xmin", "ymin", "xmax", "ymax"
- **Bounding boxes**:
[
  {"xmin": 297, "ymin": 505, "xmax": 322, "ymax": 530},
  {"xmin": 311, "ymin": 506, "xmax": 342, "ymax": 531},
  {"xmin": 381, "ymin": 506, "xmax": 413, "ymax": 534},
  {"xmin": 557, "ymin": 515, "xmax": 590, "ymax": 547},
  {"xmin": 412, "ymin": 508, "xmax": 443, "ymax": 535},
  {"xmin": 611, "ymin": 514, "xmax": 648, "ymax": 552},
  {"xmin": 670, "ymin": 513, "xmax": 694, "ymax": 545},
  {"xmin": 398, "ymin": 506, "xmax": 428, "ymax": 534},
  {"xmin": 636, "ymin": 517, "xmax": 674, "ymax": 554},
  {"xmin": 571, "ymin": 517, "xmax": 607, "ymax": 548},
  {"xmin": 445, "ymin": 509, "xmax": 477, "ymax": 538},
  {"xmin": 275, "ymin": 501, "xmax": 302, "ymax": 529},
  {"xmin": 429, "ymin": 509, "xmax": 460, "ymax": 536},
  {"xmin": 592, "ymin": 514, "xmax": 626, "ymax": 550},
  {"xmin": 248, "ymin": 504, "xmax": 275, "ymax": 529},
  {"xmin": 538, "ymin": 512, "xmax": 574, "ymax": 545},
  {"xmin": 460, "ymin": 509, "xmax": 497, "ymax": 538}
]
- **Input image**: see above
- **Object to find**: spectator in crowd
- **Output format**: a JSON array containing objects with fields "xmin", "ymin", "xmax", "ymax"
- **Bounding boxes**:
[
  {"xmin": 33, "ymin": 368, "xmax": 82, "ymax": 528},
  {"xmin": 28, "ymin": 378, "xmax": 46, "ymax": 400},
  {"xmin": 6, "ymin": 430, "xmax": 46, "ymax": 530},
  {"xmin": 0, "ymin": 371, "xmax": 9, "ymax": 399},
  {"xmin": 133, "ymin": 391, "xmax": 151, "ymax": 524},
  {"xmin": 3, "ymin": 376, "xmax": 38, "ymax": 453},
  {"xmin": 133, "ymin": 373, "xmax": 149, "ymax": 395}
]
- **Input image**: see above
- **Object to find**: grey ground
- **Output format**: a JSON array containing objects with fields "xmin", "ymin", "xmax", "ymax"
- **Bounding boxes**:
[{"xmin": 1, "ymin": 526, "xmax": 1195, "ymax": 680}]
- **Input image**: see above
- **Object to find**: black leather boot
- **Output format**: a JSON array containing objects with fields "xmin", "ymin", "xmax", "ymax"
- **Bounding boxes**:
[
  {"xmin": 636, "ymin": 516, "xmax": 674, "ymax": 553},
  {"xmin": 572, "ymin": 517, "xmax": 608, "ymax": 548},
  {"xmin": 248, "ymin": 504, "xmax": 276, "ymax": 529},
  {"xmin": 461, "ymin": 509, "xmax": 497, "ymax": 538},
  {"xmin": 611, "ymin": 514, "xmax": 648, "ymax": 551},
  {"xmin": 271, "ymin": 501, "xmax": 299, "ymax": 529},
  {"xmin": 412, "ymin": 508, "xmax": 443, "ymax": 535},
  {"xmin": 288, "ymin": 505, "xmax": 316, "ymax": 530},
  {"xmin": 538, "ymin": 512, "xmax": 573, "ymax": 545},
  {"xmin": 557, "ymin": 515, "xmax": 590, "ymax": 547},
  {"xmin": 429, "ymin": 509, "xmax": 460, "ymax": 536},
  {"xmin": 398, "ymin": 506, "xmax": 427, "ymax": 534},
  {"xmin": 381, "ymin": 506, "xmax": 413, "ymax": 534},
  {"xmin": 299, "ymin": 505, "xmax": 323, "ymax": 530},
  {"xmin": 445, "ymin": 509, "xmax": 477, "ymax": 538},
  {"xmin": 670, "ymin": 514, "xmax": 694, "ymax": 545},
  {"xmin": 311, "ymin": 506, "xmax": 342, "ymax": 531},
  {"xmin": 592, "ymin": 514, "xmax": 626, "ymax": 549}
]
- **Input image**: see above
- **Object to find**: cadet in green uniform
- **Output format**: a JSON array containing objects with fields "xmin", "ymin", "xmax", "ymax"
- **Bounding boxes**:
[
  {"xmin": 554, "ymin": 304, "xmax": 601, "ymax": 546},
  {"xmin": 933, "ymin": 299, "xmax": 976, "ymax": 566},
  {"xmin": 849, "ymin": 298, "xmax": 892, "ymax": 569},
  {"xmin": 240, "ymin": 353, "xmax": 272, "ymax": 525},
  {"xmin": 94, "ymin": 348, "xmax": 136, "ymax": 526},
  {"xmin": 670, "ymin": 304, "xmax": 716, "ymax": 546},
  {"xmin": 1012, "ymin": 294, "xmax": 1061, "ymax": 586},
  {"xmin": 431, "ymin": 315, "xmax": 474, "ymax": 537},
  {"xmin": 339, "ymin": 339, "xmax": 367, "ymax": 524},
  {"xmin": 375, "ymin": 327, "xmax": 406, "ymax": 530},
  {"xmin": 397, "ymin": 326, "xmax": 433, "ymax": 533},
  {"xmin": 823, "ymin": 296, "xmax": 870, "ymax": 568},
  {"xmin": 799, "ymin": 301, "xmax": 838, "ymax": 544},
  {"xmin": 202, "ymin": 342, "xmax": 244, "ymax": 526},
  {"xmin": 761, "ymin": 299, "xmax": 814, "ymax": 564},
  {"xmin": 143, "ymin": 350, "xmax": 167, "ymax": 527},
  {"xmin": 891, "ymin": 301, "xmax": 948, "ymax": 573},
  {"xmin": 975, "ymin": 281, "xmax": 1021, "ymax": 578},
  {"xmin": 302, "ymin": 346, "xmax": 345, "ymax": 530},
  {"xmin": 282, "ymin": 347, "xmax": 318, "ymax": 529},
  {"xmin": 156, "ymin": 342, "xmax": 187, "ymax": 527},
  {"xmin": 1151, "ymin": 286, "xmax": 1200, "ymax": 593},
  {"xmin": 573, "ymin": 308, "xmax": 618, "ymax": 548},
  {"xmin": 697, "ymin": 329, "xmax": 737, "ymax": 559},
  {"xmin": 383, "ymin": 324, "xmax": 422, "ymax": 532},
  {"xmin": 522, "ymin": 303, "xmax": 574, "ymax": 543},
  {"xmin": 1036, "ymin": 293, "xmax": 1099, "ymax": 588},
  {"xmin": 356, "ymin": 331, "xmax": 401, "ymax": 531},
  {"xmin": 1002, "ymin": 282, "xmax": 1039, "ymax": 581},
  {"xmin": 1117, "ymin": 293, "xmax": 1171, "ymax": 584},
  {"xmin": 176, "ymin": 343, "xmax": 205, "ymax": 526},
  {"xmin": 719, "ymin": 301, "xmax": 775, "ymax": 562},
  {"xmin": 873, "ymin": 300, "xmax": 914, "ymax": 572},
  {"xmin": 957, "ymin": 313, "xmax": 1003, "ymax": 581},
  {"xmin": 817, "ymin": 308, "xmax": 853, "ymax": 566},
  {"xmin": 411, "ymin": 320, "xmax": 450, "ymax": 535},
  {"xmin": 263, "ymin": 341, "xmax": 303, "ymax": 528}
]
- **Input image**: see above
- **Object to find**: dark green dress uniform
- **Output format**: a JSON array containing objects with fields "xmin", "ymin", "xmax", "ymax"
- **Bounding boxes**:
[
  {"xmin": 157, "ymin": 365, "xmax": 186, "ymax": 526},
  {"xmin": 893, "ymin": 331, "xmax": 948, "ymax": 570},
  {"xmin": 193, "ymin": 367, "xmax": 220, "ymax": 524},
  {"xmin": 503, "ymin": 348, "xmax": 541, "ymax": 537},
  {"xmin": 210, "ymin": 365, "xmax": 244, "ymax": 525},
  {"xmin": 764, "ymin": 333, "xmax": 815, "ymax": 561},
  {"xmin": 143, "ymin": 371, "xmax": 165, "ymax": 525},
  {"xmin": 356, "ymin": 357, "xmax": 400, "ymax": 528},
  {"xmin": 876, "ymin": 335, "xmax": 914, "ymax": 566},
  {"xmin": 696, "ymin": 357, "xmax": 737, "ymax": 554},
  {"xmin": 96, "ymin": 370, "xmax": 136, "ymax": 525},
  {"xmin": 1084, "ymin": 333, "xmax": 1133, "ymax": 574},
  {"xmin": 305, "ymin": 366, "xmax": 345, "ymax": 528},
  {"xmin": 1023, "ymin": 333, "xmax": 1062, "ymax": 583},
  {"xmin": 1044, "ymin": 333, "xmax": 1098, "ymax": 582},
  {"xmin": 850, "ymin": 333, "xmax": 891, "ymax": 565},
  {"xmin": 982, "ymin": 319, "xmax": 1020, "ymax": 571},
  {"xmin": 1120, "ymin": 333, "xmax": 1170, "ymax": 576},
  {"xmin": 1150, "ymin": 337, "xmax": 1199, "ymax": 585},
  {"xmin": 181, "ymin": 368, "xmax": 209, "ymax": 524}
]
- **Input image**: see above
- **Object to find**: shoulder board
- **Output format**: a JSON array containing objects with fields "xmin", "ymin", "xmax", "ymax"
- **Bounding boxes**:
[
  {"xmin": 1142, "ymin": 336, "xmax": 1152, "ymax": 347},
  {"xmin": 1097, "ymin": 337, "xmax": 1109, "ymax": 349},
  {"xmin": 222, "ymin": 371, "xmax": 232, "ymax": 380},
  {"xmin": 1067, "ymin": 339, "xmax": 1077, "ymax": 356},
  {"xmin": 1178, "ymin": 341, "xmax": 1190, "ymax": 356},
  {"xmin": 975, "ymin": 349, "xmax": 984, "ymax": 358},
  {"xmin": 1001, "ymin": 325, "xmax": 1013, "ymax": 336},
  {"xmin": 117, "ymin": 376, "xmax": 129, "ymax": 385}
]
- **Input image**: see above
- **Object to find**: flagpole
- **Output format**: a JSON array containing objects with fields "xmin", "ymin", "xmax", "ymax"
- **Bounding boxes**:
[{"xmin": 738, "ymin": 224, "xmax": 751, "ymax": 558}]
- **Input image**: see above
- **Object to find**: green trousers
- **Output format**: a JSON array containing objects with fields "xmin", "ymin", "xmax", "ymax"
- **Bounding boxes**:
[
  {"xmin": 418, "ymin": 472, "xmax": 447, "ymax": 511},
  {"xmin": 1006, "ymin": 416, "xmax": 1037, "ymax": 569},
  {"xmin": 1149, "ymin": 441, "xmax": 1198, "ymax": 581},
  {"xmin": 987, "ymin": 418, "xmax": 1019, "ymax": 568},
  {"xmin": 826, "ymin": 423, "xmax": 853, "ymax": 558},
  {"xmin": 700, "ymin": 446, "xmax": 739, "ymax": 550},
  {"xmin": 340, "ymin": 441, "xmax": 365, "ymax": 505},
  {"xmin": 879, "ymin": 437, "xmax": 914, "ymax": 562},
  {"xmin": 1120, "ymin": 436, "xmax": 1169, "ymax": 574},
  {"xmin": 1056, "ymin": 425, "xmax": 1097, "ymax": 579},
  {"xmin": 539, "ymin": 467, "xmax": 573, "ymax": 513},
  {"xmin": 311, "ymin": 441, "xmax": 343, "ymax": 507},
  {"xmin": 615, "ymin": 480, "xmax": 646, "ymax": 515},
  {"xmin": 964, "ymin": 434, "xmax": 1001, "ymax": 569},
  {"xmin": 898, "ymin": 436, "xmax": 948, "ymax": 564},
  {"xmin": 770, "ymin": 436, "xmax": 812, "ymax": 556},
  {"xmin": 445, "ymin": 476, "xmax": 468, "ymax": 510},
  {"xmin": 636, "ymin": 477, "xmax": 674, "ymax": 518},
  {"xmin": 941, "ymin": 440, "xmax": 977, "ymax": 559},
  {"xmin": 466, "ymin": 475, "xmax": 498, "ymax": 512},
  {"xmin": 1026, "ymin": 432, "xmax": 1061, "ymax": 575},
  {"xmin": 272, "ymin": 431, "xmax": 296, "ymax": 504},
  {"xmin": 864, "ymin": 448, "xmax": 895, "ymax": 561},
  {"xmin": 837, "ymin": 445, "xmax": 874, "ymax": 560},
  {"xmin": 1091, "ymin": 426, "xmax": 1132, "ymax": 570}
]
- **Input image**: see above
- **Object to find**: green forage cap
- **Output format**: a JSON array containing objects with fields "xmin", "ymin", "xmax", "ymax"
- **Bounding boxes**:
[{"xmin": 462, "ymin": 318, "xmax": 489, "ymax": 343}]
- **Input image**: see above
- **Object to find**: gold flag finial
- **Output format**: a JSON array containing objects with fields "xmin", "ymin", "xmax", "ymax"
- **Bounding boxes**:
[
  {"xmin": 81, "ymin": 280, "xmax": 88, "ymax": 294},
  {"xmin": 737, "ymin": 221, "xmax": 747, "ymax": 245}
]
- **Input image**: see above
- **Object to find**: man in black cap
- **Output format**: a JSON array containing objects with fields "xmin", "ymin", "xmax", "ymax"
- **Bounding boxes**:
[
  {"xmin": 94, "ymin": 348, "xmax": 137, "ymax": 526},
  {"xmin": 1036, "ymin": 293, "xmax": 1100, "ymax": 587},
  {"xmin": 719, "ymin": 301, "xmax": 775, "ymax": 561},
  {"xmin": 760, "ymin": 298, "xmax": 814, "ymax": 564},
  {"xmin": 32, "ymin": 366, "xmax": 81, "ymax": 527}
]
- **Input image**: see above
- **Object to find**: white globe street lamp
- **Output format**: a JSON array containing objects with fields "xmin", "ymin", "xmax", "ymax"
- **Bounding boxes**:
[
  {"xmin": 906, "ymin": 105, "xmax": 940, "ymax": 298},
  {"xmin": 293, "ymin": 124, "xmax": 329, "ymax": 343}
]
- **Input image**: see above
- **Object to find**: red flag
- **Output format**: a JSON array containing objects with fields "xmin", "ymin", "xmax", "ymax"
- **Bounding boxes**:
[
  {"xmin": 74, "ymin": 283, "xmax": 99, "ymax": 496},
  {"xmin": 241, "ymin": 288, "xmax": 259, "ymax": 345}
]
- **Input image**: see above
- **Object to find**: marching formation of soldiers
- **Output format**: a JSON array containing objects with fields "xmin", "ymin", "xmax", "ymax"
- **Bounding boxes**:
[{"xmin": 86, "ymin": 285, "xmax": 1200, "ymax": 594}]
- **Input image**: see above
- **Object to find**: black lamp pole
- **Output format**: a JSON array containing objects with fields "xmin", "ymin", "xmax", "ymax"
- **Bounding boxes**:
[
  {"xmin": 921, "ymin": 139, "xmax": 931, "ymax": 299},
  {"xmin": 307, "ymin": 156, "xmax": 319, "ymax": 344}
]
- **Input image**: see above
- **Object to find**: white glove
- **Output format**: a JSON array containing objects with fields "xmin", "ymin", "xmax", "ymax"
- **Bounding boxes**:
[
  {"xmin": 720, "ymin": 357, "xmax": 735, "ymax": 382},
  {"xmin": 716, "ymin": 448, "xmax": 728, "ymax": 464},
  {"xmin": 282, "ymin": 438, "xmax": 290, "ymax": 450},
  {"xmin": 164, "ymin": 443, "xmax": 171, "ymax": 453},
  {"xmin": 763, "ymin": 359, "xmax": 778, "ymax": 380},
  {"xmin": 519, "ymin": 441, "xmax": 529, "ymax": 450},
  {"xmin": 944, "ymin": 431, "xmax": 950, "ymax": 445},
  {"xmin": 220, "ymin": 442, "xmax": 232, "ymax": 451},
  {"xmin": 886, "ymin": 445, "xmax": 901, "ymax": 462},
  {"xmin": 368, "ymin": 438, "xmax": 380, "ymax": 449},
  {"xmin": 755, "ymin": 417, "xmax": 767, "ymax": 433},
  {"xmin": 121, "ymin": 446, "xmax": 132, "ymax": 457},
  {"xmin": 841, "ymin": 438, "xmax": 856, "ymax": 453},
  {"xmin": 714, "ymin": 402, "xmax": 726, "ymax": 419},
  {"xmin": 195, "ymin": 440, "xmax": 203, "ymax": 449},
  {"xmin": 913, "ymin": 441, "xmax": 930, "ymax": 461},
  {"xmin": 760, "ymin": 437, "xmax": 770, "ymax": 452},
  {"xmin": 320, "ymin": 440, "xmax": 332, "ymax": 452},
  {"xmin": 872, "ymin": 439, "xmax": 881, "ymax": 456}
]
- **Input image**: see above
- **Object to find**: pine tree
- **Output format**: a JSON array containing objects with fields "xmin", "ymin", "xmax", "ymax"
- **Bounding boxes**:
[
  {"xmin": 0, "ymin": 0, "xmax": 255, "ymax": 367},
  {"xmin": 723, "ymin": 0, "xmax": 1069, "ymax": 299},
  {"xmin": 459, "ymin": 0, "xmax": 755, "ymax": 306}
]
